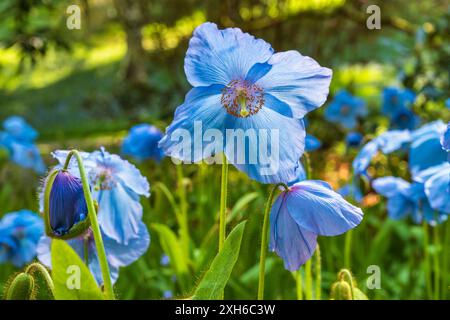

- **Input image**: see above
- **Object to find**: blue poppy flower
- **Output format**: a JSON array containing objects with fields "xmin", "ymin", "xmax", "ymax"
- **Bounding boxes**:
[
  {"xmin": 8, "ymin": 140, "xmax": 46, "ymax": 174},
  {"xmin": 346, "ymin": 132, "xmax": 363, "ymax": 147},
  {"xmin": 390, "ymin": 108, "xmax": 419, "ymax": 130},
  {"xmin": 2, "ymin": 116, "xmax": 38, "ymax": 142},
  {"xmin": 353, "ymin": 130, "xmax": 411, "ymax": 174},
  {"xmin": 324, "ymin": 91, "xmax": 367, "ymax": 129},
  {"xmin": 159, "ymin": 22, "xmax": 332, "ymax": 184},
  {"xmin": 409, "ymin": 121, "xmax": 447, "ymax": 176},
  {"xmin": 305, "ymin": 134, "xmax": 321, "ymax": 152},
  {"xmin": 382, "ymin": 87, "xmax": 416, "ymax": 117},
  {"xmin": 163, "ymin": 290, "xmax": 173, "ymax": 299},
  {"xmin": 269, "ymin": 180, "xmax": 363, "ymax": 270},
  {"xmin": 37, "ymin": 221, "xmax": 150, "ymax": 285},
  {"xmin": 46, "ymin": 170, "xmax": 88, "ymax": 237},
  {"xmin": 338, "ymin": 173, "xmax": 368, "ymax": 203},
  {"xmin": 160, "ymin": 254, "xmax": 170, "ymax": 266},
  {"xmin": 52, "ymin": 148, "xmax": 150, "ymax": 245},
  {"xmin": 122, "ymin": 124, "xmax": 164, "ymax": 162},
  {"xmin": 446, "ymin": 98, "xmax": 450, "ymax": 109},
  {"xmin": 441, "ymin": 122, "xmax": 450, "ymax": 152},
  {"xmin": 0, "ymin": 210, "xmax": 44, "ymax": 267}
]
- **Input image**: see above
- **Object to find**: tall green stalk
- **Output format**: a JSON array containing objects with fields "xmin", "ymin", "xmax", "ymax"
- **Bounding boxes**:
[
  {"xmin": 176, "ymin": 165, "xmax": 190, "ymax": 260},
  {"xmin": 442, "ymin": 219, "xmax": 450, "ymax": 299},
  {"xmin": 304, "ymin": 259, "xmax": 313, "ymax": 300},
  {"xmin": 423, "ymin": 221, "xmax": 432, "ymax": 299},
  {"xmin": 432, "ymin": 226, "xmax": 440, "ymax": 300},
  {"xmin": 63, "ymin": 150, "xmax": 115, "ymax": 300},
  {"xmin": 257, "ymin": 182, "xmax": 290, "ymax": 300},
  {"xmin": 295, "ymin": 270, "xmax": 303, "ymax": 300},
  {"xmin": 219, "ymin": 154, "xmax": 229, "ymax": 251},
  {"xmin": 315, "ymin": 244, "xmax": 322, "ymax": 300},
  {"xmin": 344, "ymin": 230, "xmax": 353, "ymax": 268}
]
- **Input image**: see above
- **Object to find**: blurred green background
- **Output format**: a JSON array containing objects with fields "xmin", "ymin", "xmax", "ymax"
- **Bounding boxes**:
[{"xmin": 0, "ymin": 0, "xmax": 449, "ymax": 299}]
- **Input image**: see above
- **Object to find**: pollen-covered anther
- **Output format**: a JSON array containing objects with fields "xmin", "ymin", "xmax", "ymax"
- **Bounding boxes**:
[{"xmin": 221, "ymin": 79, "xmax": 264, "ymax": 117}]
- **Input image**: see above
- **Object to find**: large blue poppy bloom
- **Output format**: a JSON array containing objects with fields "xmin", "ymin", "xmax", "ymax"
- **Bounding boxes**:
[
  {"xmin": 324, "ymin": 91, "xmax": 367, "ymax": 129},
  {"xmin": 409, "ymin": 121, "xmax": 447, "ymax": 176},
  {"xmin": 0, "ymin": 210, "xmax": 44, "ymax": 267},
  {"xmin": 52, "ymin": 148, "xmax": 150, "ymax": 245},
  {"xmin": 37, "ymin": 221, "xmax": 150, "ymax": 285},
  {"xmin": 122, "ymin": 124, "xmax": 164, "ymax": 162},
  {"xmin": 2, "ymin": 116, "xmax": 38, "ymax": 142},
  {"xmin": 269, "ymin": 180, "xmax": 363, "ymax": 271},
  {"xmin": 353, "ymin": 130, "xmax": 411, "ymax": 174},
  {"xmin": 382, "ymin": 87, "xmax": 416, "ymax": 117},
  {"xmin": 159, "ymin": 22, "xmax": 332, "ymax": 184}
]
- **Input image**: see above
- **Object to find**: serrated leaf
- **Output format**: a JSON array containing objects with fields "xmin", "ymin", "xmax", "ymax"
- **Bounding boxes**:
[
  {"xmin": 193, "ymin": 221, "xmax": 246, "ymax": 300},
  {"xmin": 51, "ymin": 239, "xmax": 104, "ymax": 300}
]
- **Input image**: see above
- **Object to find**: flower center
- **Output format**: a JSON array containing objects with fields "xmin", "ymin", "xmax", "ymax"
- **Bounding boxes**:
[
  {"xmin": 221, "ymin": 79, "xmax": 264, "ymax": 118},
  {"xmin": 92, "ymin": 167, "xmax": 116, "ymax": 190},
  {"xmin": 341, "ymin": 105, "xmax": 351, "ymax": 115}
]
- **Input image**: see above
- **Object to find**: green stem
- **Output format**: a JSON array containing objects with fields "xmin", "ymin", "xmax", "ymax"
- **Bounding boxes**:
[
  {"xmin": 84, "ymin": 237, "xmax": 89, "ymax": 266},
  {"xmin": 176, "ymin": 165, "xmax": 190, "ymax": 260},
  {"xmin": 423, "ymin": 221, "xmax": 432, "ymax": 299},
  {"xmin": 64, "ymin": 150, "xmax": 115, "ymax": 300},
  {"xmin": 219, "ymin": 154, "xmax": 229, "ymax": 251},
  {"xmin": 432, "ymin": 226, "xmax": 440, "ymax": 300},
  {"xmin": 257, "ymin": 182, "xmax": 290, "ymax": 300},
  {"xmin": 344, "ymin": 229, "xmax": 353, "ymax": 268},
  {"xmin": 25, "ymin": 263, "xmax": 55, "ymax": 298},
  {"xmin": 303, "ymin": 152, "xmax": 312, "ymax": 179},
  {"xmin": 315, "ymin": 244, "xmax": 322, "ymax": 300},
  {"xmin": 296, "ymin": 270, "xmax": 303, "ymax": 300},
  {"xmin": 305, "ymin": 259, "xmax": 313, "ymax": 300},
  {"xmin": 443, "ymin": 218, "xmax": 450, "ymax": 299}
]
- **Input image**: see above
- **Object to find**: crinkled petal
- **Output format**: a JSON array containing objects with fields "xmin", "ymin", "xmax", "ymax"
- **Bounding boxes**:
[
  {"xmin": 424, "ymin": 169, "xmax": 450, "ymax": 214},
  {"xmin": 254, "ymin": 51, "xmax": 331, "ymax": 118},
  {"xmin": 372, "ymin": 177, "xmax": 410, "ymax": 198},
  {"xmin": 269, "ymin": 195, "xmax": 317, "ymax": 271},
  {"xmin": 284, "ymin": 180, "xmax": 363, "ymax": 236},
  {"xmin": 185, "ymin": 22, "xmax": 273, "ymax": 87}
]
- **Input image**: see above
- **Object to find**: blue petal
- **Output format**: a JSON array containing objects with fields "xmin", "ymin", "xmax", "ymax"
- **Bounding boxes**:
[
  {"xmin": 3, "ymin": 116, "xmax": 38, "ymax": 142},
  {"xmin": 184, "ymin": 22, "xmax": 273, "ymax": 87},
  {"xmin": 372, "ymin": 177, "xmax": 410, "ymax": 198},
  {"xmin": 409, "ymin": 129, "xmax": 447, "ymax": 175},
  {"xmin": 224, "ymin": 108, "xmax": 306, "ymax": 184},
  {"xmin": 121, "ymin": 124, "xmax": 164, "ymax": 162},
  {"xmin": 159, "ymin": 85, "xmax": 228, "ymax": 163},
  {"xmin": 255, "ymin": 51, "xmax": 332, "ymax": 118},
  {"xmin": 441, "ymin": 122, "xmax": 450, "ymax": 152},
  {"xmin": 305, "ymin": 134, "xmax": 321, "ymax": 152},
  {"xmin": 284, "ymin": 180, "xmax": 363, "ymax": 236},
  {"xmin": 352, "ymin": 139, "xmax": 379, "ymax": 174},
  {"xmin": 424, "ymin": 169, "xmax": 450, "ymax": 214},
  {"xmin": 269, "ymin": 194, "xmax": 317, "ymax": 271},
  {"xmin": 9, "ymin": 141, "xmax": 46, "ymax": 174},
  {"xmin": 104, "ymin": 221, "xmax": 150, "ymax": 266},
  {"xmin": 94, "ymin": 184, "xmax": 143, "ymax": 245}
]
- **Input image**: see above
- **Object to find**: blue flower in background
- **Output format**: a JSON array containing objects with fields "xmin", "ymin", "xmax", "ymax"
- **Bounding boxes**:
[
  {"xmin": 305, "ymin": 134, "xmax": 321, "ymax": 152},
  {"xmin": 52, "ymin": 148, "xmax": 150, "ymax": 245},
  {"xmin": 324, "ymin": 91, "xmax": 367, "ymax": 129},
  {"xmin": 37, "ymin": 221, "xmax": 150, "ymax": 285},
  {"xmin": 163, "ymin": 290, "xmax": 173, "ymax": 299},
  {"xmin": 269, "ymin": 180, "xmax": 363, "ymax": 270},
  {"xmin": 0, "ymin": 116, "xmax": 45, "ymax": 174},
  {"xmin": 160, "ymin": 22, "xmax": 332, "ymax": 184},
  {"xmin": 160, "ymin": 254, "xmax": 170, "ymax": 266},
  {"xmin": 3, "ymin": 116, "xmax": 38, "ymax": 142},
  {"xmin": 390, "ymin": 108, "xmax": 419, "ymax": 130},
  {"xmin": 353, "ymin": 130, "xmax": 411, "ymax": 174},
  {"xmin": 0, "ymin": 210, "xmax": 44, "ymax": 267},
  {"xmin": 382, "ymin": 87, "xmax": 416, "ymax": 117},
  {"xmin": 122, "ymin": 124, "xmax": 164, "ymax": 162},
  {"xmin": 346, "ymin": 132, "xmax": 363, "ymax": 147},
  {"xmin": 46, "ymin": 171, "xmax": 88, "ymax": 237},
  {"xmin": 409, "ymin": 121, "xmax": 447, "ymax": 176},
  {"xmin": 338, "ymin": 173, "xmax": 368, "ymax": 203},
  {"xmin": 441, "ymin": 122, "xmax": 450, "ymax": 152}
]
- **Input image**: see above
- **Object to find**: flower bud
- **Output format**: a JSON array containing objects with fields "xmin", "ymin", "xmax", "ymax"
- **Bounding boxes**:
[
  {"xmin": 5, "ymin": 272, "xmax": 35, "ymax": 300},
  {"xmin": 330, "ymin": 279, "xmax": 352, "ymax": 300},
  {"xmin": 43, "ymin": 169, "xmax": 90, "ymax": 239}
]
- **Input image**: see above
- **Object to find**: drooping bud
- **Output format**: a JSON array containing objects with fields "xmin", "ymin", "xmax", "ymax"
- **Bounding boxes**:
[
  {"xmin": 5, "ymin": 272, "xmax": 35, "ymax": 300},
  {"xmin": 43, "ymin": 169, "xmax": 90, "ymax": 239},
  {"xmin": 330, "ymin": 279, "xmax": 352, "ymax": 300}
]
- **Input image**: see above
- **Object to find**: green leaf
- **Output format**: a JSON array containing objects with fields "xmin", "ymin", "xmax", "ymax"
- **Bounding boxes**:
[
  {"xmin": 51, "ymin": 239, "xmax": 104, "ymax": 300},
  {"xmin": 151, "ymin": 223, "xmax": 190, "ymax": 291},
  {"xmin": 193, "ymin": 221, "xmax": 246, "ymax": 300}
]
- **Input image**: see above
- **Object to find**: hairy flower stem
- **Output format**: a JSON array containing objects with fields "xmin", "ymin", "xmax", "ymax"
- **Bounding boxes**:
[
  {"xmin": 258, "ymin": 182, "xmax": 290, "ymax": 300},
  {"xmin": 315, "ymin": 245, "xmax": 322, "ymax": 300},
  {"xmin": 176, "ymin": 165, "xmax": 190, "ymax": 260},
  {"xmin": 443, "ymin": 219, "xmax": 450, "ymax": 299},
  {"xmin": 422, "ymin": 222, "xmax": 432, "ymax": 299},
  {"xmin": 344, "ymin": 230, "xmax": 353, "ymax": 268},
  {"xmin": 432, "ymin": 226, "xmax": 440, "ymax": 300},
  {"xmin": 219, "ymin": 154, "xmax": 229, "ymax": 251},
  {"xmin": 295, "ymin": 270, "xmax": 303, "ymax": 300},
  {"xmin": 63, "ymin": 150, "xmax": 115, "ymax": 300},
  {"xmin": 305, "ymin": 259, "xmax": 313, "ymax": 300}
]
